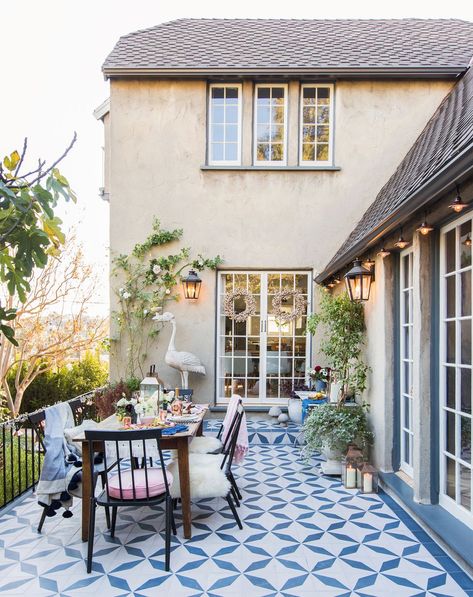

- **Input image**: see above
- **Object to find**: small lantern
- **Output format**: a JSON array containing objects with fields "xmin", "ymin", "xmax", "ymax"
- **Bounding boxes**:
[
  {"xmin": 359, "ymin": 463, "xmax": 378, "ymax": 494},
  {"xmin": 182, "ymin": 269, "xmax": 202, "ymax": 300},
  {"xmin": 140, "ymin": 365, "xmax": 164, "ymax": 405},
  {"xmin": 344, "ymin": 259, "xmax": 374, "ymax": 302},
  {"xmin": 343, "ymin": 445, "xmax": 365, "ymax": 489}
]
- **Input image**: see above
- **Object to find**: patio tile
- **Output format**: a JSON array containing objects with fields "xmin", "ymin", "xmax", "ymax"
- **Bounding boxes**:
[{"xmin": 0, "ymin": 440, "xmax": 471, "ymax": 596}]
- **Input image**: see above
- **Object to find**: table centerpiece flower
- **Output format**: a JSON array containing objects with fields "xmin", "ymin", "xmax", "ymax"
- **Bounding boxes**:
[{"xmin": 308, "ymin": 365, "xmax": 331, "ymax": 391}]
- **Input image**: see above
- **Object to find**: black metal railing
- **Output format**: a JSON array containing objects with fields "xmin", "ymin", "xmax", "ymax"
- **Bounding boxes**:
[{"xmin": 0, "ymin": 389, "xmax": 100, "ymax": 510}]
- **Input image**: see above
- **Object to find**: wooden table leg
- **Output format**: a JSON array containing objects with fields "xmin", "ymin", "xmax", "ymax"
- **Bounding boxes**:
[
  {"xmin": 81, "ymin": 440, "xmax": 91, "ymax": 542},
  {"xmin": 177, "ymin": 437, "xmax": 192, "ymax": 539},
  {"xmin": 196, "ymin": 420, "xmax": 203, "ymax": 437}
]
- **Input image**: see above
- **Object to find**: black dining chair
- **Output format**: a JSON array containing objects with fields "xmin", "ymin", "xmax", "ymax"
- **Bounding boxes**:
[
  {"xmin": 220, "ymin": 403, "xmax": 245, "ymax": 509},
  {"xmin": 68, "ymin": 397, "xmax": 88, "ymax": 426},
  {"xmin": 29, "ymin": 408, "xmax": 111, "ymax": 533},
  {"xmin": 169, "ymin": 403, "xmax": 244, "ymax": 530},
  {"xmin": 84, "ymin": 428, "xmax": 176, "ymax": 573},
  {"xmin": 189, "ymin": 399, "xmax": 244, "ymax": 504}
]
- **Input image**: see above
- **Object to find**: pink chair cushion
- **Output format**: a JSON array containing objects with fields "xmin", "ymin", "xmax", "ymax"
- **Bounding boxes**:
[{"xmin": 108, "ymin": 468, "xmax": 172, "ymax": 500}]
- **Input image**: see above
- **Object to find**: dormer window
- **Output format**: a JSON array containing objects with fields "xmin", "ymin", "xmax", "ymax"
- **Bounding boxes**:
[{"xmin": 208, "ymin": 84, "xmax": 242, "ymax": 165}]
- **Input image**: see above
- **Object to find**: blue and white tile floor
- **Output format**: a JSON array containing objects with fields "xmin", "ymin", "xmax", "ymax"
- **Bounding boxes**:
[{"xmin": 0, "ymin": 419, "xmax": 472, "ymax": 596}]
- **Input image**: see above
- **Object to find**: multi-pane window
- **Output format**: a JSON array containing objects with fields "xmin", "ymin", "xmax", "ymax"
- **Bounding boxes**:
[
  {"xmin": 208, "ymin": 84, "xmax": 242, "ymax": 165},
  {"xmin": 400, "ymin": 249, "xmax": 414, "ymax": 476},
  {"xmin": 300, "ymin": 85, "xmax": 333, "ymax": 164},
  {"xmin": 254, "ymin": 85, "xmax": 287, "ymax": 165},
  {"xmin": 440, "ymin": 215, "xmax": 473, "ymax": 525}
]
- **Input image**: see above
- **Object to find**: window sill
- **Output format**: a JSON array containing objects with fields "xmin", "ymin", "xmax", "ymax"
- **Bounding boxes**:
[{"xmin": 200, "ymin": 165, "xmax": 341, "ymax": 172}]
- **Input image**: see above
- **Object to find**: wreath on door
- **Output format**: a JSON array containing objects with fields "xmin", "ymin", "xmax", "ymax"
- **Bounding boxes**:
[
  {"xmin": 223, "ymin": 288, "xmax": 257, "ymax": 323},
  {"xmin": 272, "ymin": 290, "xmax": 307, "ymax": 323}
]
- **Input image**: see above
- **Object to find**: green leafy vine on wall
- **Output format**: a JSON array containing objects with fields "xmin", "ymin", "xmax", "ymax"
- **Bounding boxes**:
[{"xmin": 112, "ymin": 218, "xmax": 223, "ymax": 378}]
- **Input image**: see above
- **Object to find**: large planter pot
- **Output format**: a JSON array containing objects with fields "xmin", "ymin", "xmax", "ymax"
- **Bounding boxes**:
[
  {"xmin": 320, "ymin": 444, "xmax": 343, "ymax": 475},
  {"xmin": 287, "ymin": 397, "xmax": 303, "ymax": 425}
]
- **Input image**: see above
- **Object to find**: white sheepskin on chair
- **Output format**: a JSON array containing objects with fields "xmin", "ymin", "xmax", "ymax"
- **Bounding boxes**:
[
  {"xmin": 167, "ymin": 454, "xmax": 231, "ymax": 500},
  {"xmin": 189, "ymin": 436, "xmax": 223, "ymax": 454}
]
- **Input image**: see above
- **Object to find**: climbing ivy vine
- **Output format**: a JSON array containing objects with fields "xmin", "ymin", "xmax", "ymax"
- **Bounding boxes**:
[{"xmin": 112, "ymin": 218, "xmax": 223, "ymax": 378}]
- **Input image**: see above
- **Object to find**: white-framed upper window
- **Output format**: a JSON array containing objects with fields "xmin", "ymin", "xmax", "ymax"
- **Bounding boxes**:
[
  {"xmin": 208, "ymin": 84, "xmax": 242, "ymax": 165},
  {"xmin": 254, "ymin": 84, "xmax": 288, "ymax": 166},
  {"xmin": 299, "ymin": 84, "xmax": 334, "ymax": 165}
]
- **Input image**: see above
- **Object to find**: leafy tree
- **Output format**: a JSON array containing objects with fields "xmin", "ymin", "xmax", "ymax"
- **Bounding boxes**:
[
  {"xmin": 0, "ymin": 236, "xmax": 107, "ymax": 416},
  {"xmin": 307, "ymin": 290, "xmax": 370, "ymax": 401},
  {"xmin": 11, "ymin": 352, "xmax": 108, "ymax": 416},
  {"xmin": 0, "ymin": 136, "xmax": 77, "ymax": 344},
  {"xmin": 113, "ymin": 218, "xmax": 223, "ymax": 378}
]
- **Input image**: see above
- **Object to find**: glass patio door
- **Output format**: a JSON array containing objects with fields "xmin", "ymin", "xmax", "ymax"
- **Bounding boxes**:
[
  {"xmin": 217, "ymin": 271, "xmax": 311, "ymax": 404},
  {"xmin": 440, "ymin": 215, "xmax": 472, "ymax": 525}
]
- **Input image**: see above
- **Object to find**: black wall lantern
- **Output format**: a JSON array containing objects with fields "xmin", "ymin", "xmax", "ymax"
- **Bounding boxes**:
[
  {"xmin": 344, "ymin": 259, "xmax": 374, "ymax": 302},
  {"xmin": 182, "ymin": 269, "xmax": 202, "ymax": 300}
]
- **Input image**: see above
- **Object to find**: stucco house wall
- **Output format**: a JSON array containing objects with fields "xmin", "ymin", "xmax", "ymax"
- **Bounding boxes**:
[{"xmin": 107, "ymin": 77, "xmax": 452, "ymax": 400}]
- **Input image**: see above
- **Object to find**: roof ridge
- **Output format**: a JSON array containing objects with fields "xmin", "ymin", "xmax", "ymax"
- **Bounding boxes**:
[
  {"xmin": 104, "ymin": 18, "xmax": 473, "ymax": 77},
  {"xmin": 117, "ymin": 17, "xmax": 473, "ymax": 39}
]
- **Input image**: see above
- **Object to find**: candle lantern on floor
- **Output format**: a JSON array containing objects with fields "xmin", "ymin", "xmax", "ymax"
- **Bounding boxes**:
[
  {"xmin": 342, "ymin": 445, "xmax": 365, "ymax": 489},
  {"xmin": 359, "ymin": 463, "xmax": 378, "ymax": 494}
]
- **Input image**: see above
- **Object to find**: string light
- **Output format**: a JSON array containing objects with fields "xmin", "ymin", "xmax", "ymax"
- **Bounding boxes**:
[
  {"xmin": 449, "ymin": 184, "xmax": 468, "ymax": 213},
  {"xmin": 394, "ymin": 229, "xmax": 409, "ymax": 249},
  {"xmin": 377, "ymin": 247, "xmax": 391, "ymax": 258},
  {"xmin": 416, "ymin": 214, "xmax": 434, "ymax": 236}
]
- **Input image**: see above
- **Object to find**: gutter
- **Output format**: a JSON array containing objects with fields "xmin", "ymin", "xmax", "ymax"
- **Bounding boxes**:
[
  {"xmin": 102, "ymin": 65, "xmax": 467, "ymax": 80},
  {"xmin": 315, "ymin": 141, "xmax": 473, "ymax": 284}
]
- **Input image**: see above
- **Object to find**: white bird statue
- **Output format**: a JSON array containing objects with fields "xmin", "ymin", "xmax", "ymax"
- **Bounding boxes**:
[{"xmin": 153, "ymin": 311, "xmax": 206, "ymax": 389}]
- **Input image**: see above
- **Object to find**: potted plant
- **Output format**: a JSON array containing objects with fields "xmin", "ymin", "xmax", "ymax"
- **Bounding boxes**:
[
  {"xmin": 304, "ymin": 290, "xmax": 372, "ymax": 473},
  {"xmin": 302, "ymin": 403, "xmax": 373, "ymax": 474},
  {"xmin": 307, "ymin": 291, "xmax": 370, "ymax": 403}
]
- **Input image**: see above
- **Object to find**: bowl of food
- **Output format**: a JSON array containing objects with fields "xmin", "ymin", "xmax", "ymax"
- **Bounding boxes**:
[{"xmin": 140, "ymin": 415, "xmax": 156, "ymax": 426}]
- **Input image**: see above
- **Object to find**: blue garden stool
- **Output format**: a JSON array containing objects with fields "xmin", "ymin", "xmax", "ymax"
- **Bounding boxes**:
[{"xmin": 301, "ymin": 397, "xmax": 328, "ymax": 423}]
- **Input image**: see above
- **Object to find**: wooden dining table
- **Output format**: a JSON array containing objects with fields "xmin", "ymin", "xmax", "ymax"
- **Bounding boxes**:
[{"xmin": 73, "ymin": 404, "xmax": 209, "ymax": 542}]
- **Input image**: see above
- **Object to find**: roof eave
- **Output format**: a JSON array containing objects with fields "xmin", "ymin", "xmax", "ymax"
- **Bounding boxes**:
[
  {"xmin": 93, "ymin": 98, "xmax": 110, "ymax": 121},
  {"xmin": 102, "ymin": 65, "xmax": 467, "ymax": 80},
  {"xmin": 315, "ymin": 143, "xmax": 473, "ymax": 284}
]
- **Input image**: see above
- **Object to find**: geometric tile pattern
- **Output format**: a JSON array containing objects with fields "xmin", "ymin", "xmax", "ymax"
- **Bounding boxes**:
[{"xmin": 0, "ymin": 425, "xmax": 472, "ymax": 596}]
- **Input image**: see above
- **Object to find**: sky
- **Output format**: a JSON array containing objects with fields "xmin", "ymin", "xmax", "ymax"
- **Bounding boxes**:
[{"xmin": 2, "ymin": 0, "xmax": 473, "ymax": 315}]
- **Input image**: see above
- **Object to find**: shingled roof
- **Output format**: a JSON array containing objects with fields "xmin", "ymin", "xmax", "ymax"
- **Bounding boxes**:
[
  {"xmin": 317, "ymin": 64, "xmax": 473, "ymax": 283},
  {"xmin": 103, "ymin": 18, "xmax": 473, "ymax": 77}
]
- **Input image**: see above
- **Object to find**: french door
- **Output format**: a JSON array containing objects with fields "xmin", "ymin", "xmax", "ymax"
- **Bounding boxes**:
[
  {"xmin": 399, "ymin": 248, "xmax": 414, "ymax": 476},
  {"xmin": 440, "ymin": 214, "xmax": 472, "ymax": 525},
  {"xmin": 216, "ymin": 271, "xmax": 311, "ymax": 405}
]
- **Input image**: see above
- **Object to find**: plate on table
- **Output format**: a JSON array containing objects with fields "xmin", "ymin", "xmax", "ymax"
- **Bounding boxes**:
[
  {"xmin": 295, "ymin": 391, "xmax": 327, "ymax": 400},
  {"xmin": 167, "ymin": 414, "xmax": 201, "ymax": 423}
]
